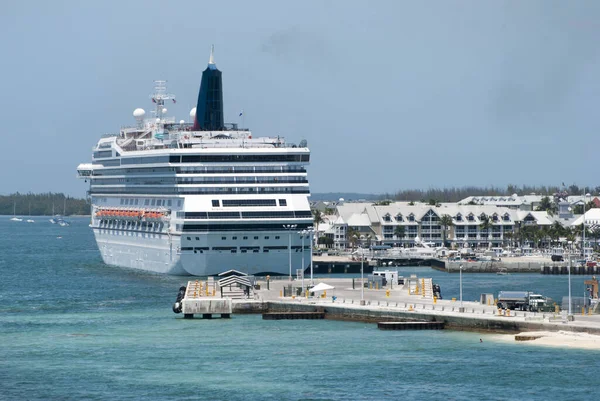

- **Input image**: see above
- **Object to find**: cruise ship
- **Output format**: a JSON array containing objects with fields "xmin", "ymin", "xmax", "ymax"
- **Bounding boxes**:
[{"xmin": 77, "ymin": 48, "xmax": 313, "ymax": 276}]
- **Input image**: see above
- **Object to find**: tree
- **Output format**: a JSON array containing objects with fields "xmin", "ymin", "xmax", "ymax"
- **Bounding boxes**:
[
  {"xmin": 439, "ymin": 214, "xmax": 454, "ymax": 247},
  {"xmin": 313, "ymin": 210, "xmax": 324, "ymax": 229},
  {"xmin": 347, "ymin": 227, "xmax": 360, "ymax": 248},
  {"xmin": 428, "ymin": 199, "xmax": 437, "ymax": 206},
  {"xmin": 479, "ymin": 215, "xmax": 492, "ymax": 233},
  {"xmin": 318, "ymin": 236, "xmax": 333, "ymax": 247},
  {"xmin": 323, "ymin": 207, "xmax": 336, "ymax": 215},
  {"xmin": 549, "ymin": 221, "xmax": 564, "ymax": 246},
  {"xmin": 535, "ymin": 196, "xmax": 557, "ymax": 216},
  {"xmin": 393, "ymin": 225, "xmax": 405, "ymax": 242}
]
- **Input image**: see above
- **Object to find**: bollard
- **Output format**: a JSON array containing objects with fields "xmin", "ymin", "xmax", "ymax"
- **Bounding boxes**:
[
  {"xmin": 212, "ymin": 289, "xmax": 216, "ymax": 296},
  {"xmin": 306, "ymin": 290, "xmax": 309, "ymax": 298},
  {"xmin": 506, "ymin": 309, "xmax": 510, "ymax": 317},
  {"xmin": 408, "ymin": 304, "xmax": 414, "ymax": 311},
  {"xmin": 352, "ymin": 278, "xmax": 355, "ymax": 289},
  {"xmin": 452, "ymin": 298, "xmax": 456, "ymax": 302},
  {"xmin": 433, "ymin": 296, "xmax": 437, "ymax": 304},
  {"xmin": 386, "ymin": 289, "xmax": 390, "ymax": 298},
  {"xmin": 267, "ymin": 275, "xmax": 270, "ymax": 290},
  {"xmin": 582, "ymin": 307, "xmax": 585, "ymax": 315},
  {"xmin": 323, "ymin": 290, "xmax": 327, "ymax": 298}
]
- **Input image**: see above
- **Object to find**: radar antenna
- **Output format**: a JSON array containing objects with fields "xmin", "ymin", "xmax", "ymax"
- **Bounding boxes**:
[{"xmin": 149, "ymin": 80, "xmax": 176, "ymax": 120}]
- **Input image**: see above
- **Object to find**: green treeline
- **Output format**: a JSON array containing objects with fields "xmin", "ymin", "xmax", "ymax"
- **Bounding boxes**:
[
  {"xmin": 383, "ymin": 184, "xmax": 597, "ymax": 203},
  {"xmin": 0, "ymin": 193, "xmax": 90, "ymax": 216}
]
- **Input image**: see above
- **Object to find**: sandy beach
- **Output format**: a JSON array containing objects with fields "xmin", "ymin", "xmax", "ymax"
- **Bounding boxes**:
[{"xmin": 493, "ymin": 331, "xmax": 600, "ymax": 350}]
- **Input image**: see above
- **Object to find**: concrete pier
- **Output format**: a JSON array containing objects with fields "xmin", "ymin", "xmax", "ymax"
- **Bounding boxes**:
[{"xmin": 231, "ymin": 277, "xmax": 600, "ymax": 335}]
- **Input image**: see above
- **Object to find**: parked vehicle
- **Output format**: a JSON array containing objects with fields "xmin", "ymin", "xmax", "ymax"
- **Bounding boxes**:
[{"xmin": 497, "ymin": 291, "xmax": 551, "ymax": 312}]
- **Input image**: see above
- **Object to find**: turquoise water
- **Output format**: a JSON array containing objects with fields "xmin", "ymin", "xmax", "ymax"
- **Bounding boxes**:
[{"xmin": 0, "ymin": 218, "xmax": 597, "ymax": 400}]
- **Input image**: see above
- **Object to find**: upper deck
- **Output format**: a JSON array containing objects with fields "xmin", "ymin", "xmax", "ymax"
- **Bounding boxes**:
[{"xmin": 111, "ymin": 120, "xmax": 307, "ymax": 153}]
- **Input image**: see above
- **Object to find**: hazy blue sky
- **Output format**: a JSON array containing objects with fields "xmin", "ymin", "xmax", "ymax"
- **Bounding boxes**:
[{"xmin": 2, "ymin": 1, "xmax": 600, "ymax": 197}]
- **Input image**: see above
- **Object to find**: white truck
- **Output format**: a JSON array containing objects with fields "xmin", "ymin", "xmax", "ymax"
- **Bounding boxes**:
[{"xmin": 497, "ymin": 291, "xmax": 550, "ymax": 312}]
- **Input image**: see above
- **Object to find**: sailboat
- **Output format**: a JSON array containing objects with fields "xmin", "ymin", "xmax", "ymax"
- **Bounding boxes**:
[
  {"xmin": 26, "ymin": 203, "xmax": 35, "ymax": 223},
  {"xmin": 49, "ymin": 203, "xmax": 58, "ymax": 224},
  {"xmin": 58, "ymin": 198, "xmax": 70, "ymax": 227},
  {"xmin": 10, "ymin": 202, "xmax": 22, "ymax": 221}
]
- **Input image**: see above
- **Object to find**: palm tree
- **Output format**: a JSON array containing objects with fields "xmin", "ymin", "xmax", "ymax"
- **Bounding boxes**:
[
  {"xmin": 550, "ymin": 221, "xmax": 564, "ymax": 246},
  {"xmin": 439, "ymin": 214, "xmax": 454, "ymax": 247},
  {"xmin": 479, "ymin": 215, "xmax": 493, "ymax": 247},
  {"xmin": 347, "ymin": 227, "xmax": 360, "ymax": 249},
  {"xmin": 394, "ymin": 225, "xmax": 405, "ymax": 245},
  {"xmin": 503, "ymin": 231, "xmax": 514, "ymax": 248},
  {"xmin": 313, "ymin": 210, "xmax": 324, "ymax": 229}
]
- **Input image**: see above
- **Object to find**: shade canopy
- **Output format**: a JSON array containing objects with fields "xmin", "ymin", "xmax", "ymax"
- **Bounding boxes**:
[{"xmin": 310, "ymin": 282, "xmax": 334, "ymax": 292}]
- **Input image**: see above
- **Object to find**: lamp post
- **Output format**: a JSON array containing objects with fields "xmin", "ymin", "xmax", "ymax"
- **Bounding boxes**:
[
  {"xmin": 459, "ymin": 264, "xmax": 463, "ymax": 309},
  {"xmin": 283, "ymin": 224, "xmax": 297, "ymax": 282},
  {"xmin": 568, "ymin": 252, "xmax": 572, "ymax": 316},
  {"xmin": 360, "ymin": 248, "xmax": 364, "ymax": 303},
  {"xmin": 299, "ymin": 229, "xmax": 306, "ymax": 294},
  {"xmin": 583, "ymin": 192, "xmax": 590, "ymax": 260},
  {"xmin": 304, "ymin": 227, "xmax": 315, "ymax": 286}
]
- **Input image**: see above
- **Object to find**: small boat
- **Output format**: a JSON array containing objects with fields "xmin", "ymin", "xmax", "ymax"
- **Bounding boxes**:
[
  {"xmin": 57, "ymin": 199, "xmax": 70, "ymax": 226},
  {"xmin": 496, "ymin": 268, "xmax": 509, "ymax": 275},
  {"xmin": 26, "ymin": 203, "xmax": 35, "ymax": 223},
  {"xmin": 10, "ymin": 202, "xmax": 22, "ymax": 222}
]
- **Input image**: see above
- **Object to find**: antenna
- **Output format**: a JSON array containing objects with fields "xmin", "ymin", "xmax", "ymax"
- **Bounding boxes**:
[{"xmin": 149, "ymin": 80, "xmax": 176, "ymax": 120}]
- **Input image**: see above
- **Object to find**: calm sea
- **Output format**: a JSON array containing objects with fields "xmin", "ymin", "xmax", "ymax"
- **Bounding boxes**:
[{"xmin": 0, "ymin": 217, "xmax": 597, "ymax": 401}]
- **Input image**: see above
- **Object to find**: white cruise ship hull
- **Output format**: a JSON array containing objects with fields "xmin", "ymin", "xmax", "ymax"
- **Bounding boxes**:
[
  {"xmin": 93, "ymin": 228, "xmax": 311, "ymax": 276},
  {"xmin": 94, "ymin": 228, "xmax": 188, "ymax": 275}
]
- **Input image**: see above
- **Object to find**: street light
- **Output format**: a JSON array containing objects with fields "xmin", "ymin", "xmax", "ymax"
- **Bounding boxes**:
[
  {"xmin": 300, "ymin": 227, "xmax": 315, "ymax": 287},
  {"xmin": 283, "ymin": 224, "xmax": 297, "ymax": 282},
  {"xmin": 583, "ymin": 192, "xmax": 590, "ymax": 260},
  {"xmin": 568, "ymin": 252, "xmax": 572, "ymax": 316},
  {"xmin": 459, "ymin": 264, "xmax": 463, "ymax": 309},
  {"xmin": 309, "ymin": 227, "xmax": 315, "ymax": 286},
  {"xmin": 360, "ymin": 247, "xmax": 364, "ymax": 303}
]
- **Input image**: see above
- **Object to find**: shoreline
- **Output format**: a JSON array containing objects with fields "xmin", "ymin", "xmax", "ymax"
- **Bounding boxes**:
[
  {"xmin": 233, "ymin": 300, "xmax": 600, "ymax": 350},
  {"xmin": 491, "ymin": 330, "xmax": 600, "ymax": 350}
]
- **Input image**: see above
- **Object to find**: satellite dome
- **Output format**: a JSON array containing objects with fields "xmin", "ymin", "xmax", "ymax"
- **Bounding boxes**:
[
  {"xmin": 133, "ymin": 108, "xmax": 145, "ymax": 119},
  {"xmin": 162, "ymin": 107, "xmax": 167, "ymax": 114},
  {"xmin": 179, "ymin": 120, "xmax": 185, "ymax": 124},
  {"xmin": 190, "ymin": 107, "xmax": 196, "ymax": 119},
  {"xmin": 155, "ymin": 118, "xmax": 161, "ymax": 123}
]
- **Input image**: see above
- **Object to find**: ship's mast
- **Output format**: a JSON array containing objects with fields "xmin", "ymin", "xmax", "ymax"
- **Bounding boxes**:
[{"xmin": 150, "ymin": 80, "xmax": 176, "ymax": 121}]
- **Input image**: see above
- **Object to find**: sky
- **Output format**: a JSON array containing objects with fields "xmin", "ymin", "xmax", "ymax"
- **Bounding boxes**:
[{"xmin": 2, "ymin": 0, "xmax": 600, "ymax": 198}]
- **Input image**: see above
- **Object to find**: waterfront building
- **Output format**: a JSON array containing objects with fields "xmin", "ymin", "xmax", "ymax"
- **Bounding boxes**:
[{"xmin": 319, "ymin": 201, "xmax": 577, "ymax": 250}]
